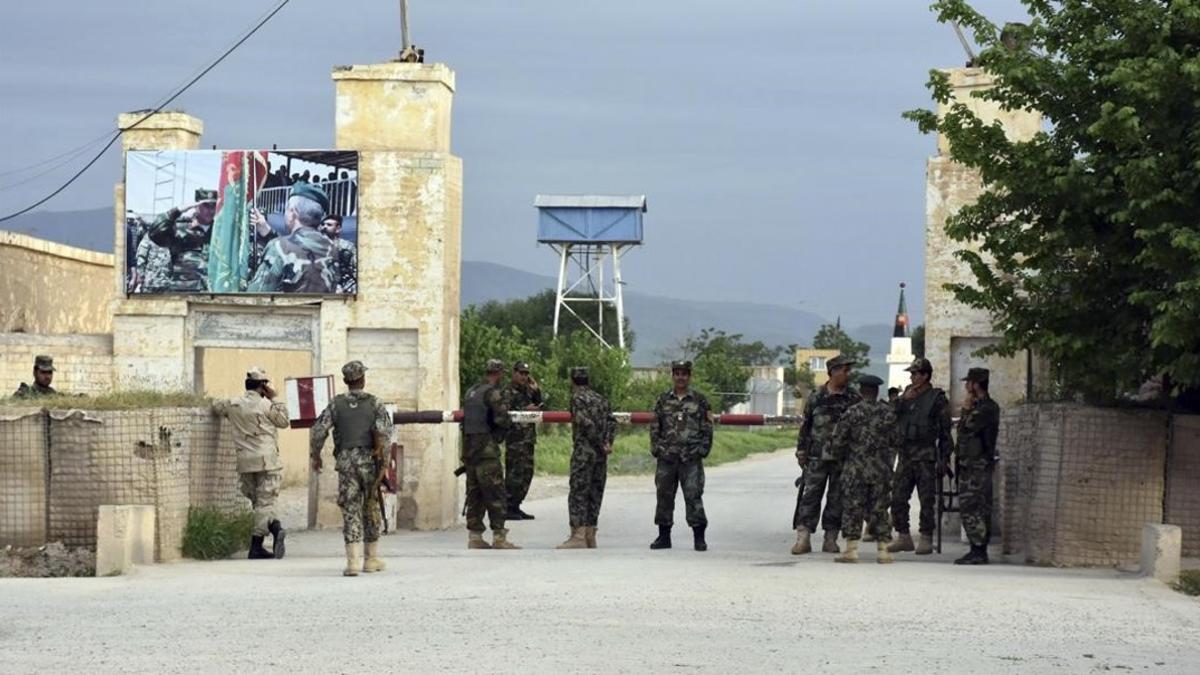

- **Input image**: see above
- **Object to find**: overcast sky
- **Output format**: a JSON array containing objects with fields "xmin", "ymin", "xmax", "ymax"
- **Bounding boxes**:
[{"xmin": 0, "ymin": 0, "xmax": 1028, "ymax": 327}]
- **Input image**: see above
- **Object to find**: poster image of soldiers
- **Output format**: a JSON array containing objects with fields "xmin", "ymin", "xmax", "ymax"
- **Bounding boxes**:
[{"xmin": 124, "ymin": 150, "xmax": 359, "ymax": 295}]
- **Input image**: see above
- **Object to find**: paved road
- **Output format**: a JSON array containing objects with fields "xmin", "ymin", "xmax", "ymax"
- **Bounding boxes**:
[{"xmin": 4, "ymin": 449, "xmax": 1199, "ymax": 673}]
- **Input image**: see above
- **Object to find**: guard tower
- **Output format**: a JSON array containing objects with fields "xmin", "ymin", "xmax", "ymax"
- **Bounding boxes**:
[{"xmin": 535, "ymin": 195, "xmax": 646, "ymax": 349}]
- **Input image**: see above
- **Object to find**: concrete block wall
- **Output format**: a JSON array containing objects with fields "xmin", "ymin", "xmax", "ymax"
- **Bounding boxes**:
[{"xmin": 0, "ymin": 333, "xmax": 114, "ymax": 396}]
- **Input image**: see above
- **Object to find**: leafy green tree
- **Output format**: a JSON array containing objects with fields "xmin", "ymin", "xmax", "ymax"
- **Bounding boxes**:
[
  {"xmin": 470, "ymin": 289, "xmax": 634, "ymax": 353},
  {"xmin": 906, "ymin": 1, "xmax": 1200, "ymax": 400},
  {"xmin": 812, "ymin": 323, "xmax": 871, "ymax": 378},
  {"xmin": 458, "ymin": 308, "xmax": 539, "ymax": 401}
]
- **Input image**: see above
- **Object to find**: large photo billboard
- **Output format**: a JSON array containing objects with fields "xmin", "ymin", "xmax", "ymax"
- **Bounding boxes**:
[{"xmin": 124, "ymin": 150, "xmax": 358, "ymax": 295}]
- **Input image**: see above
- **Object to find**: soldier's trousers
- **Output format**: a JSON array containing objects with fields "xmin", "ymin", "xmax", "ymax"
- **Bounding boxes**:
[
  {"xmin": 337, "ymin": 458, "xmax": 381, "ymax": 544},
  {"xmin": 465, "ymin": 457, "xmax": 507, "ymax": 532},
  {"xmin": 891, "ymin": 456, "xmax": 937, "ymax": 534},
  {"xmin": 654, "ymin": 457, "xmax": 707, "ymax": 527},
  {"xmin": 958, "ymin": 460, "xmax": 995, "ymax": 547},
  {"xmin": 568, "ymin": 452, "xmax": 608, "ymax": 527},
  {"xmin": 840, "ymin": 469, "xmax": 892, "ymax": 542},
  {"xmin": 238, "ymin": 469, "xmax": 281, "ymax": 537},
  {"xmin": 795, "ymin": 459, "xmax": 842, "ymax": 533},
  {"xmin": 504, "ymin": 439, "xmax": 536, "ymax": 508}
]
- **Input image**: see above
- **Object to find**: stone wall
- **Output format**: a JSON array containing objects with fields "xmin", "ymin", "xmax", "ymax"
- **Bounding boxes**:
[
  {"xmin": 0, "ymin": 333, "xmax": 113, "ymax": 396},
  {"xmin": 0, "ymin": 230, "xmax": 114, "ymax": 334}
]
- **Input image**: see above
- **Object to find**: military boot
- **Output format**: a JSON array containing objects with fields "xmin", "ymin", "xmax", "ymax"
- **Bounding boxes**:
[
  {"xmin": 887, "ymin": 532, "xmax": 915, "ymax": 553},
  {"xmin": 363, "ymin": 541, "xmax": 386, "ymax": 573},
  {"xmin": 876, "ymin": 540, "xmax": 894, "ymax": 564},
  {"xmin": 343, "ymin": 542, "xmax": 362, "ymax": 577},
  {"xmin": 649, "ymin": 525, "xmax": 672, "ymax": 550},
  {"xmin": 585, "ymin": 526, "xmax": 597, "ymax": 549},
  {"xmin": 834, "ymin": 539, "xmax": 859, "ymax": 563},
  {"xmin": 693, "ymin": 525, "xmax": 708, "ymax": 552},
  {"xmin": 821, "ymin": 531, "xmax": 840, "ymax": 554},
  {"xmin": 556, "ymin": 527, "xmax": 588, "ymax": 549},
  {"xmin": 516, "ymin": 507, "xmax": 536, "ymax": 520},
  {"xmin": 491, "ymin": 528, "xmax": 522, "ymax": 550},
  {"xmin": 504, "ymin": 507, "xmax": 525, "ymax": 521},
  {"xmin": 915, "ymin": 533, "xmax": 934, "ymax": 555},
  {"xmin": 248, "ymin": 535, "xmax": 274, "ymax": 560},
  {"xmin": 268, "ymin": 519, "xmax": 286, "ymax": 559},
  {"xmin": 954, "ymin": 544, "xmax": 989, "ymax": 565},
  {"xmin": 791, "ymin": 527, "xmax": 811, "ymax": 555},
  {"xmin": 468, "ymin": 531, "xmax": 492, "ymax": 549}
]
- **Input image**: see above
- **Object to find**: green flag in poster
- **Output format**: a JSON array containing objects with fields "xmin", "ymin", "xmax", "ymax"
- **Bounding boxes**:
[{"xmin": 207, "ymin": 151, "xmax": 267, "ymax": 292}]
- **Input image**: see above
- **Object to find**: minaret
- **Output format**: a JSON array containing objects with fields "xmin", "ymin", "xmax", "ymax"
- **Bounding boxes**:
[{"xmin": 886, "ymin": 283, "xmax": 914, "ymax": 389}]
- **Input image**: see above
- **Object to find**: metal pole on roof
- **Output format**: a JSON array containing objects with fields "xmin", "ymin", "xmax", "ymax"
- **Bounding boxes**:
[{"xmin": 400, "ymin": 0, "xmax": 411, "ymax": 51}]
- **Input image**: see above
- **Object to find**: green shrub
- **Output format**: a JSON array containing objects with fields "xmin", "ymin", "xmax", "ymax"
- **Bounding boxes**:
[
  {"xmin": 1174, "ymin": 569, "xmax": 1200, "ymax": 597},
  {"xmin": 533, "ymin": 427, "xmax": 794, "ymax": 476},
  {"xmin": 29, "ymin": 390, "xmax": 212, "ymax": 410},
  {"xmin": 182, "ymin": 507, "xmax": 254, "ymax": 560}
]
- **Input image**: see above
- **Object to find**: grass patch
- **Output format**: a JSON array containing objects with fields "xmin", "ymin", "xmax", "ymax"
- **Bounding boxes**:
[
  {"xmin": 1, "ymin": 390, "xmax": 214, "ymax": 410},
  {"xmin": 532, "ymin": 427, "xmax": 795, "ymax": 475},
  {"xmin": 1174, "ymin": 569, "xmax": 1200, "ymax": 597},
  {"xmin": 182, "ymin": 507, "xmax": 254, "ymax": 560}
]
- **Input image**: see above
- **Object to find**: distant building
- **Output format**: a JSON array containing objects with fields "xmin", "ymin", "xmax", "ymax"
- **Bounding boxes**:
[
  {"xmin": 886, "ymin": 283, "xmax": 913, "ymax": 389},
  {"xmin": 794, "ymin": 348, "xmax": 841, "ymax": 389}
]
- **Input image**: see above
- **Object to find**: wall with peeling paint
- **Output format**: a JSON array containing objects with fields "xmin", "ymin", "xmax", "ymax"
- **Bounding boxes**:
[{"xmin": 0, "ymin": 231, "xmax": 113, "ymax": 334}]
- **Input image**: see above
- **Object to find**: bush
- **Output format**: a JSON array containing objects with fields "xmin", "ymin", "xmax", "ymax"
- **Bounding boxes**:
[
  {"xmin": 182, "ymin": 507, "xmax": 254, "ymax": 560},
  {"xmin": 533, "ymin": 427, "xmax": 794, "ymax": 476},
  {"xmin": 4, "ymin": 390, "xmax": 212, "ymax": 410},
  {"xmin": 1175, "ymin": 570, "xmax": 1200, "ymax": 597}
]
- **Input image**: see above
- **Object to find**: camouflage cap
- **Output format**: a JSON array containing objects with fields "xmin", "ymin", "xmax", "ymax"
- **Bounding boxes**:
[
  {"xmin": 857, "ymin": 374, "xmax": 884, "ymax": 388},
  {"xmin": 513, "ymin": 361, "xmax": 531, "ymax": 373},
  {"xmin": 905, "ymin": 357, "xmax": 933, "ymax": 375},
  {"xmin": 34, "ymin": 355, "xmax": 55, "ymax": 372},
  {"xmin": 195, "ymin": 188, "xmax": 218, "ymax": 202},
  {"xmin": 670, "ymin": 360, "xmax": 693, "ymax": 373},
  {"xmin": 570, "ymin": 366, "xmax": 589, "ymax": 379},
  {"xmin": 290, "ymin": 182, "xmax": 330, "ymax": 214},
  {"xmin": 962, "ymin": 367, "xmax": 990, "ymax": 383},
  {"xmin": 485, "ymin": 359, "xmax": 505, "ymax": 373},
  {"xmin": 341, "ymin": 360, "xmax": 368, "ymax": 381},
  {"xmin": 246, "ymin": 366, "xmax": 269, "ymax": 382},
  {"xmin": 826, "ymin": 354, "xmax": 855, "ymax": 370}
]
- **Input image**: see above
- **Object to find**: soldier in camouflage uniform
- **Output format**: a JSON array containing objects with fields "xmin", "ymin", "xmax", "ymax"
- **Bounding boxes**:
[
  {"xmin": 792, "ymin": 354, "xmax": 861, "ymax": 555},
  {"xmin": 13, "ymin": 355, "xmax": 58, "ymax": 398},
  {"xmin": 831, "ymin": 375, "xmax": 899, "ymax": 564},
  {"xmin": 953, "ymin": 367, "xmax": 1001, "ymax": 565},
  {"xmin": 649, "ymin": 360, "xmax": 713, "ymax": 552},
  {"xmin": 148, "ymin": 188, "xmax": 218, "ymax": 291},
  {"xmin": 460, "ymin": 359, "xmax": 521, "ymax": 550},
  {"xmin": 557, "ymin": 367, "xmax": 615, "ymax": 549},
  {"xmin": 309, "ymin": 361, "xmax": 394, "ymax": 576},
  {"xmin": 249, "ymin": 183, "xmax": 336, "ymax": 294},
  {"xmin": 503, "ymin": 361, "xmax": 543, "ymax": 521},
  {"xmin": 888, "ymin": 357, "xmax": 953, "ymax": 556},
  {"xmin": 319, "ymin": 215, "xmax": 358, "ymax": 293},
  {"xmin": 133, "ymin": 232, "xmax": 171, "ymax": 293}
]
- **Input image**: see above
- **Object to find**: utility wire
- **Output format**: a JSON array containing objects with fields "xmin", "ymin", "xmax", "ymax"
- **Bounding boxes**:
[{"xmin": 0, "ymin": 0, "xmax": 292, "ymax": 223}]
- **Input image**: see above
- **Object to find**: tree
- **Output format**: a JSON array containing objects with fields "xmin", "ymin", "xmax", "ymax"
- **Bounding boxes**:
[
  {"xmin": 676, "ymin": 328, "xmax": 770, "ymax": 412},
  {"xmin": 470, "ymin": 289, "xmax": 634, "ymax": 352},
  {"xmin": 812, "ymin": 323, "xmax": 871, "ymax": 377},
  {"xmin": 911, "ymin": 324, "xmax": 926, "ymax": 359},
  {"xmin": 459, "ymin": 308, "xmax": 539, "ymax": 400},
  {"xmin": 905, "ymin": 2, "xmax": 1200, "ymax": 400}
]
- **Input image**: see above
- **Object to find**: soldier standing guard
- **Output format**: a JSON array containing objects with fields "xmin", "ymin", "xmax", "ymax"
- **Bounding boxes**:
[
  {"xmin": 649, "ymin": 360, "xmax": 713, "ymax": 552},
  {"xmin": 309, "ymin": 361, "xmax": 394, "ymax": 576},
  {"xmin": 212, "ymin": 367, "xmax": 290, "ymax": 559},
  {"xmin": 460, "ymin": 359, "xmax": 521, "ymax": 550},
  {"xmin": 953, "ymin": 368, "xmax": 1001, "ymax": 566},
  {"xmin": 888, "ymin": 357, "xmax": 953, "ymax": 556},
  {"xmin": 831, "ymin": 375, "xmax": 899, "ymax": 564},
  {"xmin": 13, "ymin": 355, "xmax": 58, "ymax": 398},
  {"xmin": 503, "ymin": 361, "xmax": 543, "ymax": 521},
  {"xmin": 557, "ymin": 367, "xmax": 614, "ymax": 549}
]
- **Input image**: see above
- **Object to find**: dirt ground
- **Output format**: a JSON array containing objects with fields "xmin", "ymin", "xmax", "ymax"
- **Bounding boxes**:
[{"xmin": 1, "ymin": 542, "xmax": 94, "ymax": 578}]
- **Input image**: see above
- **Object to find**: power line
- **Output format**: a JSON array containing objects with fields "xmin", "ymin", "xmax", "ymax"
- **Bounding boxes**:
[{"xmin": 0, "ymin": 0, "xmax": 292, "ymax": 223}]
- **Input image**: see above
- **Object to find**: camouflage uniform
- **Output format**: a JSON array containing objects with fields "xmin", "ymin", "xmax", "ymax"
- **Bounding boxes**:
[
  {"xmin": 568, "ymin": 385, "xmax": 614, "ymax": 528},
  {"xmin": 956, "ymin": 395, "xmax": 1001, "ymax": 547},
  {"xmin": 461, "ymin": 378, "xmax": 511, "ymax": 532},
  {"xmin": 794, "ymin": 385, "xmax": 862, "ymax": 533},
  {"xmin": 333, "ymin": 238, "xmax": 357, "ymax": 293},
  {"xmin": 134, "ymin": 234, "xmax": 171, "ymax": 292},
  {"xmin": 13, "ymin": 355, "xmax": 57, "ymax": 398},
  {"xmin": 891, "ymin": 384, "xmax": 952, "ymax": 536},
  {"xmin": 650, "ymin": 388, "xmax": 713, "ymax": 527},
  {"xmin": 309, "ymin": 389, "xmax": 393, "ymax": 544},
  {"xmin": 148, "ymin": 205, "xmax": 213, "ymax": 292},
  {"xmin": 834, "ymin": 399, "xmax": 899, "ymax": 542},
  {"xmin": 503, "ymin": 379, "xmax": 543, "ymax": 512},
  {"xmin": 248, "ymin": 227, "xmax": 336, "ymax": 293}
]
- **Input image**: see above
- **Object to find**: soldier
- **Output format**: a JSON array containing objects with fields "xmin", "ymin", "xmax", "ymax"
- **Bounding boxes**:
[
  {"xmin": 557, "ymin": 367, "xmax": 615, "ymax": 549},
  {"xmin": 318, "ymin": 215, "xmax": 358, "ymax": 293},
  {"xmin": 133, "ymin": 232, "xmax": 171, "ymax": 293},
  {"xmin": 211, "ymin": 367, "xmax": 290, "ymax": 559},
  {"xmin": 309, "ymin": 361, "xmax": 394, "ymax": 576},
  {"xmin": 503, "ymin": 361, "xmax": 543, "ymax": 521},
  {"xmin": 831, "ymin": 375, "xmax": 899, "ymax": 564},
  {"xmin": 148, "ymin": 188, "xmax": 218, "ymax": 291},
  {"xmin": 888, "ymin": 357, "xmax": 953, "ymax": 556},
  {"xmin": 649, "ymin": 360, "xmax": 713, "ymax": 552},
  {"xmin": 460, "ymin": 359, "xmax": 521, "ymax": 550},
  {"xmin": 792, "ymin": 354, "xmax": 861, "ymax": 555},
  {"xmin": 13, "ymin": 355, "xmax": 58, "ymax": 398},
  {"xmin": 953, "ymin": 368, "xmax": 1001, "ymax": 565},
  {"xmin": 249, "ymin": 183, "xmax": 336, "ymax": 294}
]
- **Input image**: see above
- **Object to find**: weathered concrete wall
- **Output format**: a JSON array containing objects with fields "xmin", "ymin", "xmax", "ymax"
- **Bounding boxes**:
[
  {"xmin": 0, "ymin": 230, "xmax": 114, "ymax": 334},
  {"xmin": 0, "ymin": 333, "xmax": 113, "ymax": 396}
]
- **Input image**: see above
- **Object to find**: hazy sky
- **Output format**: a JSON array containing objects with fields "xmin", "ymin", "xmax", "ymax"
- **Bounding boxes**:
[{"xmin": 0, "ymin": 0, "xmax": 1028, "ymax": 328}]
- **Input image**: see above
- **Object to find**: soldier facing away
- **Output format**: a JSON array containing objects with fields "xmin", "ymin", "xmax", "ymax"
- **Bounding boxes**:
[
  {"xmin": 147, "ymin": 188, "xmax": 218, "ymax": 291},
  {"xmin": 888, "ymin": 357, "xmax": 953, "ymax": 556},
  {"xmin": 557, "ymin": 367, "xmax": 615, "ymax": 549},
  {"xmin": 503, "ymin": 361, "xmax": 543, "ymax": 521},
  {"xmin": 249, "ymin": 183, "xmax": 337, "ymax": 294},
  {"xmin": 649, "ymin": 360, "xmax": 713, "ymax": 552},
  {"xmin": 460, "ymin": 359, "xmax": 521, "ymax": 550},
  {"xmin": 13, "ymin": 355, "xmax": 57, "ymax": 398},
  {"xmin": 309, "ymin": 360, "xmax": 394, "ymax": 576},
  {"xmin": 831, "ymin": 375, "xmax": 899, "ymax": 564},
  {"xmin": 953, "ymin": 367, "xmax": 1001, "ymax": 566},
  {"xmin": 212, "ymin": 367, "xmax": 290, "ymax": 559},
  {"xmin": 792, "ymin": 354, "xmax": 861, "ymax": 555}
]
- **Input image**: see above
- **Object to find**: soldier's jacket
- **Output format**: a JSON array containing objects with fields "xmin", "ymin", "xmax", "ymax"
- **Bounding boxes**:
[
  {"xmin": 461, "ymin": 381, "xmax": 511, "ymax": 461},
  {"xmin": 894, "ymin": 384, "xmax": 953, "ymax": 462},
  {"xmin": 309, "ymin": 390, "xmax": 393, "ymax": 471},
  {"xmin": 135, "ymin": 234, "xmax": 171, "ymax": 292},
  {"xmin": 503, "ymin": 380, "xmax": 543, "ymax": 445},
  {"xmin": 797, "ymin": 385, "xmax": 862, "ymax": 463},
  {"xmin": 148, "ymin": 209, "xmax": 211, "ymax": 291},
  {"xmin": 212, "ymin": 390, "xmax": 290, "ymax": 473},
  {"xmin": 333, "ymin": 238, "xmax": 357, "ymax": 293},
  {"xmin": 650, "ymin": 389, "xmax": 713, "ymax": 461},
  {"xmin": 13, "ymin": 382, "xmax": 56, "ymax": 398},
  {"xmin": 955, "ymin": 396, "xmax": 1001, "ymax": 465},
  {"xmin": 832, "ymin": 399, "xmax": 900, "ymax": 480},
  {"xmin": 570, "ymin": 386, "xmax": 615, "ymax": 461},
  {"xmin": 248, "ymin": 227, "xmax": 336, "ymax": 294}
]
